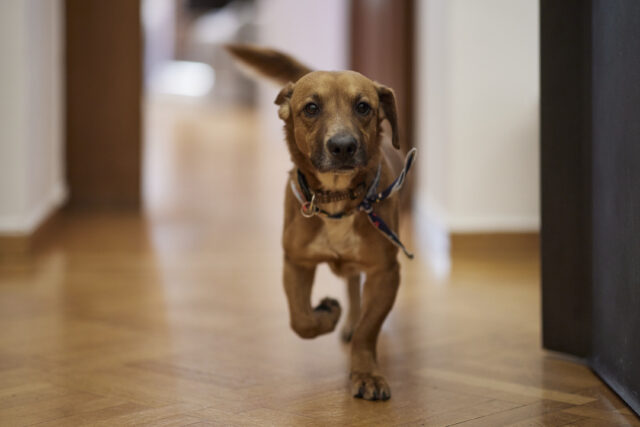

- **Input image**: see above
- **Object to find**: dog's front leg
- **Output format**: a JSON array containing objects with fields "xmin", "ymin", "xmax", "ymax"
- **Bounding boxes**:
[
  {"xmin": 341, "ymin": 274, "xmax": 361, "ymax": 342},
  {"xmin": 283, "ymin": 257, "xmax": 342, "ymax": 339},
  {"xmin": 350, "ymin": 261, "xmax": 399, "ymax": 401}
]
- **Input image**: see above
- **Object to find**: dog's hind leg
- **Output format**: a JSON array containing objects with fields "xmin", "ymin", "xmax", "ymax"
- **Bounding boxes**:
[
  {"xmin": 341, "ymin": 274, "xmax": 361, "ymax": 342},
  {"xmin": 284, "ymin": 258, "xmax": 342, "ymax": 339}
]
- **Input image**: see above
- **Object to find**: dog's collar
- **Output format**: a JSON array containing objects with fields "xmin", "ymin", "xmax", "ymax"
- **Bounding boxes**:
[
  {"xmin": 289, "ymin": 148, "xmax": 417, "ymax": 259},
  {"xmin": 296, "ymin": 171, "xmax": 367, "ymax": 205}
]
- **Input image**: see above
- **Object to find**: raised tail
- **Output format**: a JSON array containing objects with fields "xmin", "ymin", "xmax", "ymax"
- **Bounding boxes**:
[{"xmin": 225, "ymin": 44, "xmax": 312, "ymax": 85}]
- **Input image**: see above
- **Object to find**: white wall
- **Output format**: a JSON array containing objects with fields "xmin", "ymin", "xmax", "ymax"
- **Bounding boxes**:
[
  {"xmin": 416, "ymin": 0, "xmax": 539, "ymax": 239},
  {"xmin": 253, "ymin": 0, "xmax": 349, "ymax": 139},
  {"xmin": 0, "ymin": 0, "xmax": 66, "ymax": 235}
]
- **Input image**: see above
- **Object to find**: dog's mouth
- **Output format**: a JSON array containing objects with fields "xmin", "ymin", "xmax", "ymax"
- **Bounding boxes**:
[
  {"xmin": 335, "ymin": 165, "xmax": 358, "ymax": 173},
  {"xmin": 311, "ymin": 146, "xmax": 367, "ymax": 173},
  {"xmin": 313, "ymin": 161, "xmax": 362, "ymax": 174}
]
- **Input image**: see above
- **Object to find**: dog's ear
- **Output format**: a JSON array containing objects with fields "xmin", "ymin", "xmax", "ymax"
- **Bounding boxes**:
[
  {"xmin": 376, "ymin": 84, "xmax": 400, "ymax": 149},
  {"xmin": 225, "ymin": 44, "xmax": 312, "ymax": 86},
  {"xmin": 274, "ymin": 82, "xmax": 295, "ymax": 121}
]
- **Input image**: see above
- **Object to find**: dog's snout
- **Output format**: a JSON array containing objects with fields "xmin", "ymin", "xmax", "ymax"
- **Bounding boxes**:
[{"xmin": 327, "ymin": 134, "xmax": 357, "ymax": 160}]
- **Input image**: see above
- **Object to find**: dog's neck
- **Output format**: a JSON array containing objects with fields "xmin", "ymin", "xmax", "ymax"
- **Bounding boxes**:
[
  {"xmin": 295, "ymin": 167, "xmax": 375, "ymax": 216},
  {"xmin": 315, "ymin": 171, "xmax": 358, "ymax": 192},
  {"xmin": 284, "ymin": 123, "xmax": 380, "ymax": 214},
  {"xmin": 300, "ymin": 166, "xmax": 372, "ymax": 195}
]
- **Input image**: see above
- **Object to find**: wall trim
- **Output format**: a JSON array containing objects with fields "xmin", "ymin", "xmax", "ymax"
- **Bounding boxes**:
[
  {"xmin": 0, "ymin": 182, "xmax": 67, "ymax": 235},
  {"xmin": 415, "ymin": 195, "xmax": 451, "ymax": 276},
  {"xmin": 450, "ymin": 231, "xmax": 540, "ymax": 254},
  {"xmin": 447, "ymin": 214, "xmax": 540, "ymax": 233}
]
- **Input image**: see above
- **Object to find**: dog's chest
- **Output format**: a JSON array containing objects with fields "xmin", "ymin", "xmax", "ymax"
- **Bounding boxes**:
[{"xmin": 308, "ymin": 215, "xmax": 361, "ymax": 258}]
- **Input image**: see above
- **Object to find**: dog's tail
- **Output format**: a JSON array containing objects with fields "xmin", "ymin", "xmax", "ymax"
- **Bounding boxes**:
[{"xmin": 225, "ymin": 44, "xmax": 312, "ymax": 85}]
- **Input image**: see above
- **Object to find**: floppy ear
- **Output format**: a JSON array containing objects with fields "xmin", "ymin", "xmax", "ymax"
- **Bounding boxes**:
[
  {"xmin": 377, "ymin": 84, "xmax": 400, "ymax": 149},
  {"xmin": 274, "ymin": 82, "xmax": 295, "ymax": 121}
]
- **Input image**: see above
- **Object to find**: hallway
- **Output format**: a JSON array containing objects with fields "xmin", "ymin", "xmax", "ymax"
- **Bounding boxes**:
[{"xmin": 0, "ymin": 104, "xmax": 636, "ymax": 426}]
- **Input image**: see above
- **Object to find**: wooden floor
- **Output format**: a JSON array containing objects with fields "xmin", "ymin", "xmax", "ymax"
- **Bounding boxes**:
[{"xmin": 0, "ymin": 103, "xmax": 638, "ymax": 426}]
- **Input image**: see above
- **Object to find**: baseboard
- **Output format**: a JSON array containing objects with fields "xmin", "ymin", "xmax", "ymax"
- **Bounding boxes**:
[
  {"xmin": 0, "ymin": 182, "xmax": 66, "ymax": 234},
  {"xmin": 414, "ymin": 195, "xmax": 451, "ymax": 275},
  {"xmin": 0, "ymin": 207, "xmax": 62, "ymax": 259},
  {"xmin": 447, "ymin": 215, "xmax": 540, "ymax": 232},
  {"xmin": 450, "ymin": 231, "xmax": 540, "ymax": 254},
  {"xmin": 0, "ymin": 183, "xmax": 66, "ymax": 258}
]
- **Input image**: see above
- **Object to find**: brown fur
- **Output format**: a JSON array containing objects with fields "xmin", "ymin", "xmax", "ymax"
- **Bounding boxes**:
[
  {"xmin": 227, "ymin": 45, "xmax": 406, "ymax": 401},
  {"xmin": 225, "ymin": 44, "xmax": 312, "ymax": 85}
]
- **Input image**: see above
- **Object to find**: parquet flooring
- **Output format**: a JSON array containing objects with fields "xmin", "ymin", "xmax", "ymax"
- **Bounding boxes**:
[{"xmin": 0, "ymin": 103, "xmax": 637, "ymax": 426}]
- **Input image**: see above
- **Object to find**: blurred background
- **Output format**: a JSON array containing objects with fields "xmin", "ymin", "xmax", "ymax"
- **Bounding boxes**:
[
  {"xmin": 0, "ymin": 0, "xmax": 540, "ymax": 265},
  {"xmin": 1, "ymin": 0, "xmax": 639, "ymax": 424}
]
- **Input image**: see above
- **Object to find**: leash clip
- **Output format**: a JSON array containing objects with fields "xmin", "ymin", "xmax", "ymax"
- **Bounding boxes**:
[{"xmin": 301, "ymin": 193, "xmax": 317, "ymax": 218}]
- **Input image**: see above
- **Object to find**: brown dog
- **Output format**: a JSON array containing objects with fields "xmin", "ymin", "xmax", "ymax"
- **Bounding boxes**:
[{"xmin": 227, "ymin": 45, "xmax": 414, "ymax": 401}]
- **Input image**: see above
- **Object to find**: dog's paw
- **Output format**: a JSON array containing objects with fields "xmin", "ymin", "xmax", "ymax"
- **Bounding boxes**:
[
  {"xmin": 313, "ymin": 297, "xmax": 341, "ymax": 332},
  {"xmin": 314, "ymin": 297, "xmax": 340, "ymax": 313},
  {"xmin": 350, "ymin": 372, "xmax": 391, "ymax": 401}
]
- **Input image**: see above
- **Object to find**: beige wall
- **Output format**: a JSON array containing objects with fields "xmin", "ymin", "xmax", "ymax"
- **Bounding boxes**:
[
  {"xmin": 254, "ymin": 0, "xmax": 349, "ymax": 139},
  {"xmin": 0, "ymin": 0, "xmax": 29, "ymax": 228},
  {"xmin": 416, "ymin": 0, "xmax": 539, "ymax": 242},
  {"xmin": 0, "ymin": 0, "xmax": 65, "ymax": 234}
]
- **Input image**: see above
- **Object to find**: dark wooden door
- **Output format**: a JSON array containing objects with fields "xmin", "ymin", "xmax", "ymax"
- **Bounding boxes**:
[
  {"xmin": 65, "ymin": 0, "xmax": 142, "ymax": 209},
  {"xmin": 350, "ymin": 0, "xmax": 415, "ymax": 153},
  {"xmin": 541, "ymin": 0, "xmax": 640, "ymax": 415}
]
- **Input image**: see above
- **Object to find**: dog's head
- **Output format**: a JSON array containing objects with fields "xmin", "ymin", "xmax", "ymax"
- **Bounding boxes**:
[
  {"xmin": 276, "ymin": 71, "xmax": 399, "ymax": 173},
  {"xmin": 226, "ymin": 45, "xmax": 399, "ymax": 175}
]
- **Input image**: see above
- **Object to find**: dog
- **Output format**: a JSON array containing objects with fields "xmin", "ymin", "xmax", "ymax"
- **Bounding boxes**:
[{"xmin": 227, "ymin": 45, "xmax": 415, "ymax": 401}]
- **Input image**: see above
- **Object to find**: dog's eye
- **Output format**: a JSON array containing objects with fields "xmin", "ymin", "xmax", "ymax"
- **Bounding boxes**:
[
  {"xmin": 304, "ymin": 102, "xmax": 319, "ymax": 117},
  {"xmin": 355, "ymin": 101, "xmax": 371, "ymax": 115}
]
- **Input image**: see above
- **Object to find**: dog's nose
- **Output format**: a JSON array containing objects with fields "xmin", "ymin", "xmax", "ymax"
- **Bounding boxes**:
[{"xmin": 327, "ymin": 134, "xmax": 357, "ymax": 160}]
